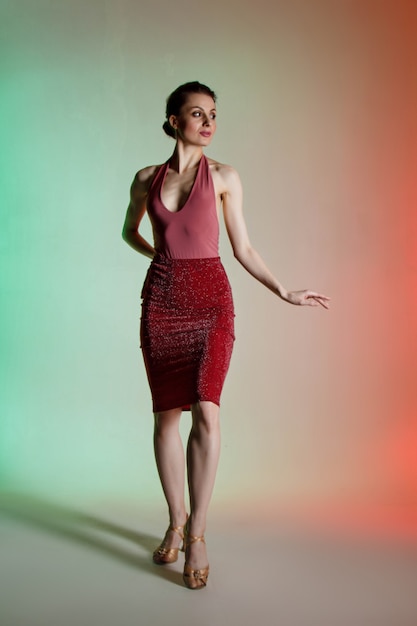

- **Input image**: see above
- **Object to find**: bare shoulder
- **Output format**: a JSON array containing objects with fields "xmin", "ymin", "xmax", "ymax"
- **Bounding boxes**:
[
  {"xmin": 130, "ymin": 164, "xmax": 160, "ymax": 204},
  {"xmin": 207, "ymin": 158, "xmax": 241, "ymax": 194},
  {"xmin": 134, "ymin": 164, "xmax": 160, "ymax": 187}
]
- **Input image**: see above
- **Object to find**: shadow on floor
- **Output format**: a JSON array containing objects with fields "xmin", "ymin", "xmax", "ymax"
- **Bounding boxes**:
[{"xmin": 0, "ymin": 492, "xmax": 183, "ymax": 587}]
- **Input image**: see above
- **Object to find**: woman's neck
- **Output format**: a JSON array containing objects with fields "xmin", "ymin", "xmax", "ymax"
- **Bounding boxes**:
[{"xmin": 170, "ymin": 144, "xmax": 204, "ymax": 174}]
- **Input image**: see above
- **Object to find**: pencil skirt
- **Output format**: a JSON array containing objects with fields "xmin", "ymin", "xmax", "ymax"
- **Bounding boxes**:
[{"xmin": 140, "ymin": 255, "xmax": 235, "ymax": 412}]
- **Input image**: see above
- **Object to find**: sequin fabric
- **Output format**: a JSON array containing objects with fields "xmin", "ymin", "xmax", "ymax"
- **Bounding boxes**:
[{"xmin": 140, "ymin": 255, "xmax": 235, "ymax": 412}]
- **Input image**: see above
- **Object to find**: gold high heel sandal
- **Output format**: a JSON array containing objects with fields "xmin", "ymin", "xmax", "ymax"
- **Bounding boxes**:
[
  {"xmin": 183, "ymin": 531, "xmax": 209, "ymax": 590},
  {"xmin": 152, "ymin": 522, "xmax": 186, "ymax": 565}
]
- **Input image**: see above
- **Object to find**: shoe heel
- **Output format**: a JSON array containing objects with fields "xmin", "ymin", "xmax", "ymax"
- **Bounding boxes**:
[
  {"xmin": 152, "ymin": 519, "xmax": 187, "ymax": 565},
  {"xmin": 182, "ymin": 530, "xmax": 209, "ymax": 590}
]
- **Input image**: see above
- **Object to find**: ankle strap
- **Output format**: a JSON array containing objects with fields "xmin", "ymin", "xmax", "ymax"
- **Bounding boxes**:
[
  {"xmin": 170, "ymin": 524, "xmax": 186, "ymax": 539},
  {"xmin": 186, "ymin": 534, "xmax": 205, "ymax": 545}
]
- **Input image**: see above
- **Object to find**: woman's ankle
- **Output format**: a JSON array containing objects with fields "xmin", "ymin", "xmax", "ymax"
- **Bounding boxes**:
[
  {"xmin": 187, "ymin": 513, "xmax": 207, "ymax": 536},
  {"xmin": 169, "ymin": 508, "xmax": 188, "ymax": 528}
]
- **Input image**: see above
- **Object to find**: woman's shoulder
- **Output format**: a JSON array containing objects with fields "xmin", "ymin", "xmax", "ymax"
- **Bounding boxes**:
[
  {"xmin": 207, "ymin": 157, "xmax": 236, "ymax": 174},
  {"xmin": 130, "ymin": 163, "xmax": 165, "ymax": 203},
  {"xmin": 135, "ymin": 163, "xmax": 162, "ymax": 185},
  {"xmin": 207, "ymin": 158, "xmax": 242, "ymax": 192}
]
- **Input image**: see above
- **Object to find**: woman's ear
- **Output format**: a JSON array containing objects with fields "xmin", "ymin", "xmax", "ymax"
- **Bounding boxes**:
[{"xmin": 168, "ymin": 115, "xmax": 178, "ymax": 131}]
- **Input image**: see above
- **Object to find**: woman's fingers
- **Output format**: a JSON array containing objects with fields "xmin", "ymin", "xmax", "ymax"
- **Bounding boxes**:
[
  {"xmin": 287, "ymin": 290, "xmax": 330, "ymax": 308},
  {"xmin": 308, "ymin": 293, "xmax": 330, "ymax": 309}
]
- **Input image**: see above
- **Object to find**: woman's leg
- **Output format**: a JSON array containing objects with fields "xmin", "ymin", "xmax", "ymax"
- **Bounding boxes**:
[
  {"xmin": 154, "ymin": 408, "xmax": 188, "ymax": 549},
  {"xmin": 186, "ymin": 400, "xmax": 221, "ymax": 570}
]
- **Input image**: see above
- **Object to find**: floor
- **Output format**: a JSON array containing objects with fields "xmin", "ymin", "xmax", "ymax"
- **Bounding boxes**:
[{"xmin": 1, "ymin": 493, "xmax": 416, "ymax": 626}]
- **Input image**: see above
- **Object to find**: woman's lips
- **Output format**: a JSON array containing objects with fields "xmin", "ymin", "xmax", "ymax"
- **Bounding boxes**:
[{"xmin": 200, "ymin": 131, "xmax": 212, "ymax": 137}]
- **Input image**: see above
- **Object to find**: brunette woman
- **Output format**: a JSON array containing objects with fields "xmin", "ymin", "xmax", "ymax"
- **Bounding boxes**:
[{"xmin": 122, "ymin": 81, "xmax": 329, "ymax": 589}]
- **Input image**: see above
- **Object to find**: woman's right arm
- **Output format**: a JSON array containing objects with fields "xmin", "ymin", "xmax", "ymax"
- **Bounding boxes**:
[{"xmin": 122, "ymin": 167, "xmax": 156, "ymax": 259}]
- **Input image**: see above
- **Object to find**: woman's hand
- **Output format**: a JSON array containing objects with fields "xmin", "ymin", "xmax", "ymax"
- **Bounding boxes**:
[{"xmin": 285, "ymin": 290, "xmax": 330, "ymax": 309}]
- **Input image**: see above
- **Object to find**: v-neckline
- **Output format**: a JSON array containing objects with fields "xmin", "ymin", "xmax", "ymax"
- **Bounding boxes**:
[{"xmin": 159, "ymin": 156, "xmax": 203, "ymax": 214}]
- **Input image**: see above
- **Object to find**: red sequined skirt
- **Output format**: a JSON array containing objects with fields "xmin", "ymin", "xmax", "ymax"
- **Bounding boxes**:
[{"xmin": 140, "ymin": 255, "xmax": 235, "ymax": 412}]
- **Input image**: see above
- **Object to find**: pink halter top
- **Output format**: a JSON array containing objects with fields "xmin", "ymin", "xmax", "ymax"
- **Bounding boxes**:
[{"xmin": 146, "ymin": 155, "xmax": 219, "ymax": 259}]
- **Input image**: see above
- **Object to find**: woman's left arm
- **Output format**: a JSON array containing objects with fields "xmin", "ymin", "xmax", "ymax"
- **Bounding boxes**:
[{"xmin": 221, "ymin": 166, "xmax": 330, "ymax": 308}]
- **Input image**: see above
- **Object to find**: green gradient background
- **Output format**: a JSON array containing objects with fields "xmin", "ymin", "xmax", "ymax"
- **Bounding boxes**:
[{"xmin": 1, "ymin": 0, "xmax": 416, "ymax": 514}]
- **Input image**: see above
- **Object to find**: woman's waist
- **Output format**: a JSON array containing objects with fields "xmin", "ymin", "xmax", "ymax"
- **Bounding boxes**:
[
  {"xmin": 152, "ymin": 253, "xmax": 221, "ymax": 266},
  {"xmin": 142, "ymin": 255, "xmax": 233, "ymax": 307}
]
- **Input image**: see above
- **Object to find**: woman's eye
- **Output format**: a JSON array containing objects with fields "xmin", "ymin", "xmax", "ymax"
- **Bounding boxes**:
[{"xmin": 191, "ymin": 110, "xmax": 216, "ymax": 119}]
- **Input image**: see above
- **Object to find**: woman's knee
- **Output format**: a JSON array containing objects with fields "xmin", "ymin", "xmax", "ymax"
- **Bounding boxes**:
[
  {"xmin": 191, "ymin": 401, "xmax": 220, "ymax": 434},
  {"xmin": 154, "ymin": 408, "xmax": 182, "ymax": 435}
]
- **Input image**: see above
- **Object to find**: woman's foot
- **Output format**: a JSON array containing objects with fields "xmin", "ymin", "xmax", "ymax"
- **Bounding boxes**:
[
  {"xmin": 153, "ymin": 518, "xmax": 187, "ymax": 564},
  {"xmin": 183, "ymin": 521, "xmax": 209, "ymax": 589}
]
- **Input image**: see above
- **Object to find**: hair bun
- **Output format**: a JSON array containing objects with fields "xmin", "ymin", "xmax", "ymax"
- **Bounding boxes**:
[{"xmin": 162, "ymin": 121, "xmax": 176, "ymax": 138}]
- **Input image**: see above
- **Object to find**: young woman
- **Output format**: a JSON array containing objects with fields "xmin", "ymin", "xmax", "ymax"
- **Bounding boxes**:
[{"xmin": 122, "ymin": 81, "xmax": 329, "ymax": 590}]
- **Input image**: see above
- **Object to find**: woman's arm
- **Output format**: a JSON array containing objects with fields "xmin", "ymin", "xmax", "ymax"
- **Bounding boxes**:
[
  {"xmin": 122, "ymin": 167, "xmax": 156, "ymax": 259},
  {"xmin": 221, "ymin": 166, "xmax": 330, "ymax": 308}
]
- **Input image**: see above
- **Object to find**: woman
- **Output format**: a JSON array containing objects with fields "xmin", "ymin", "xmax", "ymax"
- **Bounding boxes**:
[{"xmin": 122, "ymin": 81, "xmax": 329, "ymax": 590}]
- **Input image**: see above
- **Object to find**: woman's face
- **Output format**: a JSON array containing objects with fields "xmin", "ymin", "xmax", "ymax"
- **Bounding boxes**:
[{"xmin": 170, "ymin": 92, "xmax": 217, "ymax": 146}]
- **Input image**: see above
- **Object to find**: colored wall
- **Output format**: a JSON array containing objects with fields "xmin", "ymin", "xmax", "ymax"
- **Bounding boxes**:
[{"xmin": 1, "ymin": 1, "xmax": 416, "ymax": 523}]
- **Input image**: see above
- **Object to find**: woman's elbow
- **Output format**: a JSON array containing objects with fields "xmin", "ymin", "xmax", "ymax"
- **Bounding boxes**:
[
  {"xmin": 233, "ymin": 243, "xmax": 253, "ymax": 264},
  {"xmin": 122, "ymin": 225, "xmax": 134, "ymax": 244}
]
